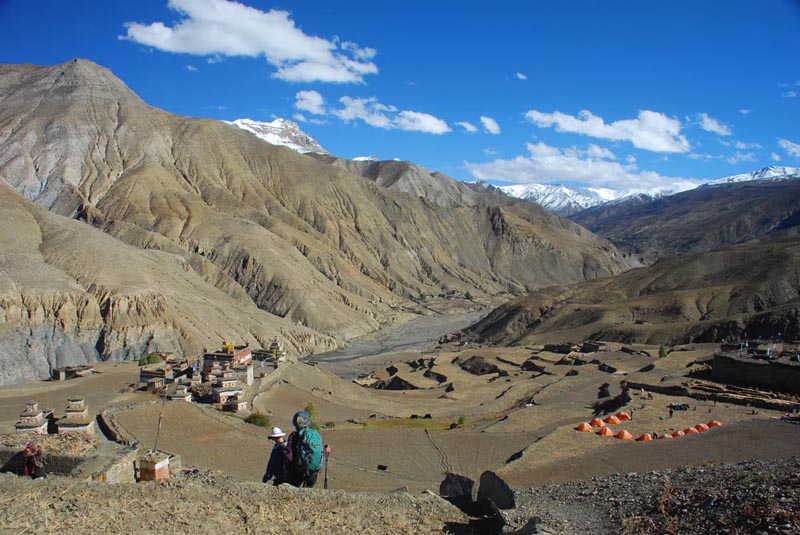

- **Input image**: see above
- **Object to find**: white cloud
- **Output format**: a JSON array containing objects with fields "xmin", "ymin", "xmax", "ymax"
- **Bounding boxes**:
[
  {"xmin": 480, "ymin": 116, "xmax": 501, "ymax": 135},
  {"xmin": 688, "ymin": 153, "xmax": 719, "ymax": 161},
  {"xmin": 333, "ymin": 96, "xmax": 450, "ymax": 134},
  {"xmin": 525, "ymin": 109, "xmax": 690, "ymax": 153},
  {"xmin": 733, "ymin": 140, "xmax": 762, "ymax": 150},
  {"xmin": 771, "ymin": 152, "xmax": 782, "ymax": 162},
  {"xmin": 184, "ymin": 64, "xmax": 197, "ymax": 71},
  {"xmin": 515, "ymin": 72, "xmax": 527, "ymax": 81},
  {"xmin": 465, "ymin": 141, "xmax": 698, "ymax": 192},
  {"xmin": 782, "ymin": 91, "xmax": 797, "ymax": 98},
  {"xmin": 394, "ymin": 111, "xmax": 451, "ymax": 134},
  {"xmin": 456, "ymin": 121, "xmax": 478, "ymax": 133},
  {"xmin": 726, "ymin": 151, "xmax": 756, "ymax": 164},
  {"xmin": 295, "ymin": 90, "xmax": 326, "ymax": 115},
  {"xmin": 293, "ymin": 112, "xmax": 307, "ymax": 122},
  {"xmin": 483, "ymin": 148, "xmax": 499, "ymax": 156},
  {"xmin": 626, "ymin": 155, "xmax": 636, "ymax": 164},
  {"xmin": 697, "ymin": 113, "xmax": 731, "ymax": 136},
  {"xmin": 738, "ymin": 109, "xmax": 751, "ymax": 115},
  {"xmin": 335, "ymin": 96, "xmax": 395, "ymax": 129},
  {"xmin": 583, "ymin": 143, "xmax": 617, "ymax": 160},
  {"xmin": 779, "ymin": 138, "xmax": 800, "ymax": 158},
  {"xmin": 121, "ymin": 0, "xmax": 377, "ymax": 83}
]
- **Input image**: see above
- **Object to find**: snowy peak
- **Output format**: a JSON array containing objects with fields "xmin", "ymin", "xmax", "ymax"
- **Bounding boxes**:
[
  {"xmin": 706, "ymin": 166, "xmax": 800, "ymax": 186},
  {"xmin": 499, "ymin": 166, "xmax": 800, "ymax": 216},
  {"xmin": 225, "ymin": 118, "xmax": 329, "ymax": 155},
  {"xmin": 498, "ymin": 183, "xmax": 623, "ymax": 216}
]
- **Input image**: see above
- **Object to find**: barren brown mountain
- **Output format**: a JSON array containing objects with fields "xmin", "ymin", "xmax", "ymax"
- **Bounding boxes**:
[
  {"xmin": 0, "ymin": 59, "xmax": 629, "ymax": 384},
  {"xmin": 466, "ymin": 228, "xmax": 800, "ymax": 346},
  {"xmin": 570, "ymin": 178, "xmax": 800, "ymax": 263}
]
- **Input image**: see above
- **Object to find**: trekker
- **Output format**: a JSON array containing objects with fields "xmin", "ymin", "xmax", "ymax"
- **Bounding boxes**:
[
  {"xmin": 262, "ymin": 427, "xmax": 288, "ymax": 485},
  {"xmin": 285, "ymin": 410, "xmax": 325, "ymax": 488},
  {"xmin": 22, "ymin": 443, "xmax": 46, "ymax": 479}
]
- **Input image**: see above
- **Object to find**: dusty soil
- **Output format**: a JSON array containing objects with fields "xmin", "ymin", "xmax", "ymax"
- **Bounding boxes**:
[
  {"xmin": 0, "ymin": 471, "xmax": 467, "ymax": 535},
  {"xmin": 1, "ymin": 336, "xmax": 799, "ymax": 533},
  {"xmin": 2, "ymin": 455, "xmax": 797, "ymax": 535}
]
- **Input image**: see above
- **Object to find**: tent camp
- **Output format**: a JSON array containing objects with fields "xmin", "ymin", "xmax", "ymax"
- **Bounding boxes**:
[
  {"xmin": 589, "ymin": 418, "xmax": 606, "ymax": 428},
  {"xmin": 615, "ymin": 411, "xmax": 631, "ymax": 421},
  {"xmin": 576, "ymin": 422, "xmax": 593, "ymax": 432},
  {"xmin": 616, "ymin": 430, "xmax": 633, "ymax": 440},
  {"xmin": 636, "ymin": 433, "xmax": 653, "ymax": 441},
  {"xmin": 604, "ymin": 415, "xmax": 621, "ymax": 425},
  {"xmin": 598, "ymin": 427, "xmax": 615, "ymax": 437}
]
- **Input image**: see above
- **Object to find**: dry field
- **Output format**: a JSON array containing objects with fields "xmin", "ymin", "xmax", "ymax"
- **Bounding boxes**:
[{"xmin": 1, "ymin": 342, "xmax": 798, "ymax": 495}]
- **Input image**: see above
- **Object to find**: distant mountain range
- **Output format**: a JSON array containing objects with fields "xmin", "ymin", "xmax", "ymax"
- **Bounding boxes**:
[
  {"xmin": 227, "ymin": 117, "xmax": 799, "ymax": 219},
  {"xmin": 496, "ymin": 166, "xmax": 799, "ymax": 216}
]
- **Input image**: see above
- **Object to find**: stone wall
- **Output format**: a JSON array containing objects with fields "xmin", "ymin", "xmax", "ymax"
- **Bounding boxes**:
[
  {"xmin": 0, "ymin": 448, "xmax": 89, "ymax": 476},
  {"xmin": 712, "ymin": 352, "xmax": 800, "ymax": 394}
]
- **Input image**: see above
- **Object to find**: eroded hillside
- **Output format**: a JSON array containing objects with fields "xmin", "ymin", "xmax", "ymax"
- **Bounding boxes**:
[
  {"xmin": 0, "ymin": 59, "xmax": 629, "ymax": 383},
  {"xmin": 467, "ymin": 229, "xmax": 800, "ymax": 346}
]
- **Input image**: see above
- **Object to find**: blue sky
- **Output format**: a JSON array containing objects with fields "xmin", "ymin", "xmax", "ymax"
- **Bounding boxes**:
[{"xmin": 1, "ymin": 0, "xmax": 799, "ymax": 192}]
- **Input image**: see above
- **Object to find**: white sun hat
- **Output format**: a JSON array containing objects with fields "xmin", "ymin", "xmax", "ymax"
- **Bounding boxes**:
[{"xmin": 268, "ymin": 426, "xmax": 286, "ymax": 439}]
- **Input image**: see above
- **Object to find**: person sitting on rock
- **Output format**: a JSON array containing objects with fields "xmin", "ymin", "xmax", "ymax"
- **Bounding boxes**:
[
  {"xmin": 262, "ymin": 427, "xmax": 288, "ymax": 485},
  {"xmin": 23, "ymin": 443, "xmax": 46, "ymax": 479}
]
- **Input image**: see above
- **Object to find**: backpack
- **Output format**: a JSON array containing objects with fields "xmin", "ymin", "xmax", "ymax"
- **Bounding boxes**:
[{"xmin": 293, "ymin": 427, "xmax": 324, "ymax": 475}]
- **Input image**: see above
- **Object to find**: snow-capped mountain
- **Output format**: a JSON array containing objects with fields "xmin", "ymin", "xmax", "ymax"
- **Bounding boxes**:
[
  {"xmin": 706, "ymin": 165, "xmax": 799, "ymax": 186},
  {"xmin": 497, "ymin": 183, "xmax": 625, "ymax": 216},
  {"xmin": 225, "ymin": 118, "xmax": 329, "ymax": 155},
  {"xmin": 499, "ymin": 166, "xmax": 800, "ymax": 216}
]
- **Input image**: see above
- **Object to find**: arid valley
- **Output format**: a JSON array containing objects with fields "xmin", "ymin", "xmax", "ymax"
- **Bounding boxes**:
[{"xmin": 2, "ymin": 3, "xmax": 800, "ymax": 533}]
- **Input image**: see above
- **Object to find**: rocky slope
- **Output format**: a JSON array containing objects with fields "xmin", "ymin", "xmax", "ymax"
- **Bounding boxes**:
[
  {"xmin": 0, "ymin": 183, "xmax": 335, "ymax": 385},
  {"xmin": 1, "ymin": 456, "xmax": 796, "ymax": 534},
  {"xmin": 570, "ymin": 176, "xmax": 800, "ymax": 263},
  {"xmin": 312, "ymin": 155, "xmax": 480, "ymax": 208},
  {"xmin": 0, "ymin": 59, "xmax": 629, "ymax": 384},
  {"xmin": 466, "ymin": 228, "xmax": 800, "ymax": 346}
]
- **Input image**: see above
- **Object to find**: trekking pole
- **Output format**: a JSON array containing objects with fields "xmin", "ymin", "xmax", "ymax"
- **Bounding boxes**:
[{"xmin": 323, "ymin": 444, "xmax": 330, "ymax": 489}]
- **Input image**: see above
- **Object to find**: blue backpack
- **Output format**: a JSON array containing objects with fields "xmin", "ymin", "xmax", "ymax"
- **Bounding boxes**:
[{"xmin": 294, "ymin": 427, "xmax": 324, "ymax": 474}]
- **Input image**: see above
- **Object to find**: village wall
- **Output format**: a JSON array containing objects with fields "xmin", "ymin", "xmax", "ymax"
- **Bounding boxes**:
[
  {"xmin": 712, "ymin": 352, "xmax": 800, "ymax": 393},
  {"xmin": 0, "ymin": 448, "xmax": 89, "ymax": 476}
]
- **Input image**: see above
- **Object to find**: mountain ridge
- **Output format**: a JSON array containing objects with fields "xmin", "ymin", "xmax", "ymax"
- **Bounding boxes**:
[
  {"xmin": 497, "ymin": 165, "xmax": 800, "ymax": 215},
  {"xmin": 0, "ymin": 58, "xmax": 629, "ymax": 384}
]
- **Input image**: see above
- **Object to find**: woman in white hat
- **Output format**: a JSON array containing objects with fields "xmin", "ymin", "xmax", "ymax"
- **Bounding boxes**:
[{"xmin": 262, "ymin": 427, "xmax": 288, "ymax": 485}]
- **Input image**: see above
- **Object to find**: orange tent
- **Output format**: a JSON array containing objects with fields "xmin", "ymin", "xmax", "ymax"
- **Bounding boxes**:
[
  {"xmin": 616, "ymin": 430, "xmax": 633, "ymax": 440},
  {"xmin": 684, "ymin": 427, "xmax": 699, "ymax": 435},
  {"xmin": 615, "ymin": 411, "xmax": 631, "ymax": 421},
  {"xmin": 659, "ymin": 434, "xmax": 673, "ymax": 439},
  {"xmin": 671, "ymin": 430, "xmax": 685, "ymax": 438},
  {"xmin": 636, "ymin": 433, "xmax": 653, "ymax": 441},
  {"xmin": 694, "ymin": 423, "xmax": 709, "ymax": 433},
  {"xmin": 576, "ymin": 422, "xmax": 593, "ymax": 432},
  {"xmin": 604, "ymin": 415, "xmax": 622, "ymax": 425},
  {"xmin": 708, "ymin": 420, "xmax": 723, "ymax": 428},
  {"xmin": 598, "ymin": 427, "xmax": 615, "ymax": 437},
  {"xmin": 589, "ymin": 418, "xmax": 606, "ymax": 428}
]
